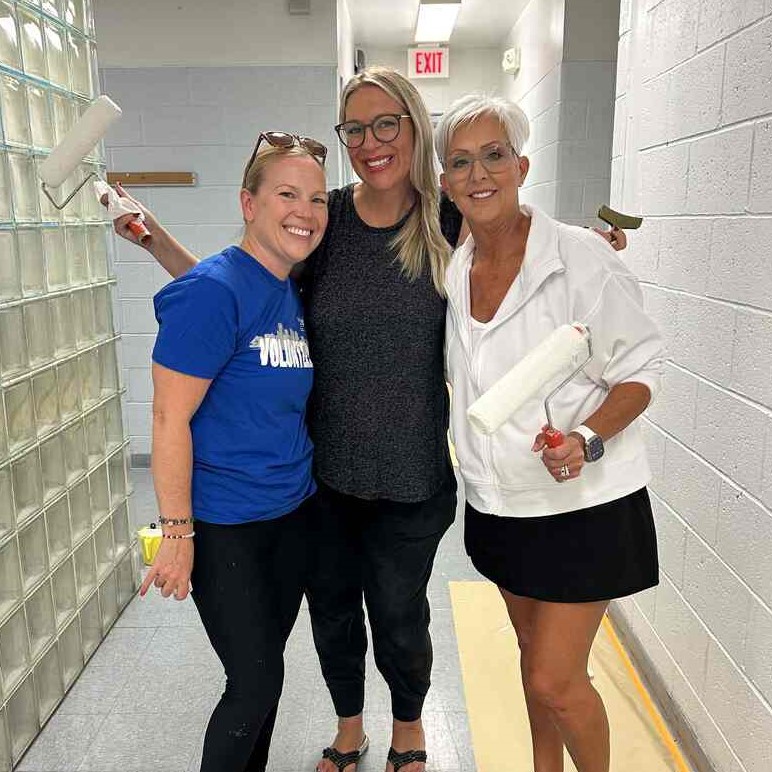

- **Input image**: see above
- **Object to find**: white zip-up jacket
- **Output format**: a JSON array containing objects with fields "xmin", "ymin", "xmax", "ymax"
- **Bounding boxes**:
[{"xmin": 445, "ymin": 205, "xmax": 665, "ymax": 518}]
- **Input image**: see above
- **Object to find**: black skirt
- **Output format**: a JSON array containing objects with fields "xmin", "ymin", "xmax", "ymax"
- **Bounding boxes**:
[{"xmin": 464, "ymin": 488, "xmax": 659, "ymax": 603}]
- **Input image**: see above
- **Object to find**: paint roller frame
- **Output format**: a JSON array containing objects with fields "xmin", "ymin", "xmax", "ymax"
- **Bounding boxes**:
[
  {"xmin": 41, "ymin": 171, "xmax": 99, "ymax": 211},
  {"xmin": 542, "ymin": 326, "xmax": 593, "ymax": 448}
]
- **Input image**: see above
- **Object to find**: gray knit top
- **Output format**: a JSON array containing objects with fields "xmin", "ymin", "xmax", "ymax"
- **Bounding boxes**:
[{"xmin": 300, "ymin": 185, "xmax": 458, "ymax": 502}]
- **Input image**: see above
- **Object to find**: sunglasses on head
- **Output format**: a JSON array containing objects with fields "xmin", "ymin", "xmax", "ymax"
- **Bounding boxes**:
[{"xmin": 242, "ymin": 131, "xmax": 328, "ymax": 187}]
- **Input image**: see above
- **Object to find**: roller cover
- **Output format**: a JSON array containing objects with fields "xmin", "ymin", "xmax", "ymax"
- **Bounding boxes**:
[
  {"xmin": 467, "ymin": 323, "xmax": 589, "ymax": 434},
  {"xmin": 38, "ymin": 95, "xmax": 121, "ymax": 187}
]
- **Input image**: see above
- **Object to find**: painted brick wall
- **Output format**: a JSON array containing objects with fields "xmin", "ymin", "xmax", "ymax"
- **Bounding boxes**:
[
  {"xmin": 512, "ymin": 60, "xmax": 616, "ymax": 224},
  {"xmin": 101, "ymin": 65, "xmax": 339, "ymax": 456},
  {"xmin": 611, "ymin": 2, "xmax": 772, "ymax": 770},
  {"xmin": 500, "ymin": 0, "xmax": 617, "ymax": 225}
]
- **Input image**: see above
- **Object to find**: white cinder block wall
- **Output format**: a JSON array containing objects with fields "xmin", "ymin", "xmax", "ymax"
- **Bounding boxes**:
[
  {"xmin": 100, "ymin": 65, "xmax": 339, "ymax": 458},
  {"xmin": 611, "ymin": 2, "xmax": 772, "ymax": 770},
  {"xmin": 500, "ymin": 0, "xmax": 618, "ymax": 225},
  {"xmin": 499, "ymin": 0, "xmax": 566, "ymax": 216}
]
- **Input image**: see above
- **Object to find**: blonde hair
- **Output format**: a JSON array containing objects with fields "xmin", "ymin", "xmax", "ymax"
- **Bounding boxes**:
[
  {"xmin": 340, "ymin": 66, "xmax": 450, "ymax": 295},
  {"xmin": 242, "ymin": 144, "xmax": 324, "ymax": 193},
  {"xmin": 435, "ymin": 94, "xmax": 531, "ymax": 163}
]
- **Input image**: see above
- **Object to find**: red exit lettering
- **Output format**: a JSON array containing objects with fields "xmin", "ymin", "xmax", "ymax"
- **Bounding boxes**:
[{"xmin": 415, "ymin": 50, "xmax": 444, "ymax": 75}]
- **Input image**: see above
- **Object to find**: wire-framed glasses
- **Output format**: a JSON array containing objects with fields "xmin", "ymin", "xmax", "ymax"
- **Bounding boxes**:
[{"xmin": 444, "ymin": 143, "xmax": 518, "ymax": 180}]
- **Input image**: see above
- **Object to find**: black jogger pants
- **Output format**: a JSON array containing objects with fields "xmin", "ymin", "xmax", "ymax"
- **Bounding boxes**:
[
  {"xmin": 306, "ymin": 479, "xmax": 455, "ymax": 722},
  {"xmin": 191, "ymin": 497, "xmax": 312, "ymax": 772}
]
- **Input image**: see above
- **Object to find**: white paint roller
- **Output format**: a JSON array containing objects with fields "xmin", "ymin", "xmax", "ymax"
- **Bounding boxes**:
[
  {"xmin": 39, "ymin": 95, "xmax": 121, "ymax": 188},
  {"xmin": 467, "ymin": 323, "xmax": 591, "ymax": 439},
  {"xmin": 38, "ymin": 95, "xmax": 149, "ymax": 241}
]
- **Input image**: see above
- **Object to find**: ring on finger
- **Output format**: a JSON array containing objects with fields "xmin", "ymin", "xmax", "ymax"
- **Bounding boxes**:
[{"xmin": 559, "ymin": 464, "xmax": 570, "ymax": 478}]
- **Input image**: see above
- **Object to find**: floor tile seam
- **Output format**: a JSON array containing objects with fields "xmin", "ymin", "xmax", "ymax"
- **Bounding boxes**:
[
  {"xmin": 17, "ymin": 712, "xmax": 110, "ymax": 772},
  {"xmin": 74, "ymin": 711, "xmax": 110, "ymax": 772},
  {"xmin": 75, "ymin": 712, "xmax": 206, "ymax": 772}
]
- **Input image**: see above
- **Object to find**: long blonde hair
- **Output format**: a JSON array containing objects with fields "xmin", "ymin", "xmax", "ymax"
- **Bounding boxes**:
[{"xmin": 339, "ymin": 67, "xmax": 450, "ymax": 295}]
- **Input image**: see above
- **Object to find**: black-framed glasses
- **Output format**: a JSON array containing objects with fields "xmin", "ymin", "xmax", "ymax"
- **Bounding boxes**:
[
  {"xmin": 444, "ymin": 143, "xmax": 519, "ymax": 180},
  {"xmin": 242, "ymin": 131, "xmax": 328, "ymax": 187},
  {"xmin": 334, "ymin": 113, "xmax": 412, "ymax": 148}
]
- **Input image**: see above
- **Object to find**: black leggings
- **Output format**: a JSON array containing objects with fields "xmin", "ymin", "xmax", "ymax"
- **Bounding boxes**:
[
  {"xmin": 306, "ymin": 479, "xmax": 456, "ymax": 722},
  {"xmin": 191, "ymin": 498, "xmax": 312, "ymax": 772}
]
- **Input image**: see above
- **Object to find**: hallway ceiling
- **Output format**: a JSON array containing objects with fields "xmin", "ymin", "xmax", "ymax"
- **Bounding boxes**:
[{"xmin": 350, "ymin": 0, "xmax": 531, "ymax": 48}]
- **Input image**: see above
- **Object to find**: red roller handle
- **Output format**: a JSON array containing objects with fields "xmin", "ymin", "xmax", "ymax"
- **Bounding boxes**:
[
  {"xmin": 127, "ymin": 218, "xmax": 150, "ymax": 242},
  {"xmin": 544, "ymin": 427, "xmax": 564, "ymax": 448},
  {"xmin": 99, "ymin": 191, "xmax": 151, "ymax": 243}
]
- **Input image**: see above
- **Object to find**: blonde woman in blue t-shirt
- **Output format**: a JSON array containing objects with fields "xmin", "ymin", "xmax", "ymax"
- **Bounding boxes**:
[{"xmin": 142, "ymin": 134, "xmax": 328, "ymax": 772}]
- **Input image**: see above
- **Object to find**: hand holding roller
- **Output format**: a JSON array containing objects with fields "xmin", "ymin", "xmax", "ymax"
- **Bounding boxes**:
[
  {"xmin": 93, "ymin": 180, "xmax": 150, "ymax": 242},
  {"xmin": 467, "ymin": 323, "xmax": 592, "ymax": 442}
]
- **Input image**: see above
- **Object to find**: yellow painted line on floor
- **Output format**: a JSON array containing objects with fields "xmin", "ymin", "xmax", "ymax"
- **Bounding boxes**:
[
  {"xmin": 449, "ymin": 582, "xmax": 691, "ymax": 771},
  {"xmin": 602, "ymin": 616, "xmax": 690, "ymax": 772}
]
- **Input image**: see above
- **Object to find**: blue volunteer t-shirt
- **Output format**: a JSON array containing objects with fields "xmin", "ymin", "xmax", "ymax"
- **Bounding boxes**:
[{"xmin": 152, "ymin": 245, "xmax": 315, "ymax": 524}]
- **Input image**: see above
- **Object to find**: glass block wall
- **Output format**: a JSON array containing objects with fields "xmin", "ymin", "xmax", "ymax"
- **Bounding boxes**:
[{"xmin": 0, "ymin": 1, "xmax": 140, "ymax": 767}]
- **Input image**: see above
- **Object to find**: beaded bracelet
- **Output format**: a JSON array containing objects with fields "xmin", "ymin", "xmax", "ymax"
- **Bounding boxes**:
[
  {"xmin": 162, "ymin": 532, "xmax": 195, "ymax": 539},
  {"xmin": 159, "ymin": 516, "xmax": 194, "ymax": 526}
]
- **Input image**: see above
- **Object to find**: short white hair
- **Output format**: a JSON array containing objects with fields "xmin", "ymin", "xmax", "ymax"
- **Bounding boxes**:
[{"xmin": 434, "ymin": 94, "xmax": 530, "ymax": 165}]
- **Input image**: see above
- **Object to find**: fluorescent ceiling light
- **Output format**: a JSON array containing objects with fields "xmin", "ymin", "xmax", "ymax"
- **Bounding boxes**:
[{"xmin": 414, "ymin": 1, "xmax": 461, "ymax": 43}]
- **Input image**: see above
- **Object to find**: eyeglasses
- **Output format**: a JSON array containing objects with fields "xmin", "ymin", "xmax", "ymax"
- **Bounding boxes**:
[
  {"xmin": 242, "ymin": 131, "xmax": 328, "ymax": 187},
  {"xmin": 444, "ymin": 143, "xmax": 518, "ymax": 180},
  {"xmin": 334, "ymin": 113, "xmax": 412, "ymax": 148}
]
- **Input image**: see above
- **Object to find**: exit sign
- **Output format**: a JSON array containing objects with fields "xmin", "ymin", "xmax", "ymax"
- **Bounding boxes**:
[{"xmin": 408, "ymin": 47, "xmax": 450, "ymax": 79}]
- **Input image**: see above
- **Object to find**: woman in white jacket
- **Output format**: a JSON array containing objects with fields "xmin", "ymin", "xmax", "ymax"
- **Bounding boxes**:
[{"xmin": 436, "ymin": 94, "xmax": 664, "ymax": 772}]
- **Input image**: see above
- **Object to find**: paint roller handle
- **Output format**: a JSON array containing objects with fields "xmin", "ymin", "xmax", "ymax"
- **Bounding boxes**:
[
  {"xmin": 543, "ymin": 427, "xmax": 565, "ymax": 449},
  {"xmin": 127, "ymin": 218, "xmax": 151, "ymax": 242},
  {"xmin": 99, "ymin": 187, "xmax": 151, "ymax": 244}
]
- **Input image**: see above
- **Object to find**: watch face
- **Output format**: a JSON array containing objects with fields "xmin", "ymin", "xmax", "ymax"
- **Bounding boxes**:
[{"xmin": 586, "ymin": 435, "xmax": 604, "ymax": 462}]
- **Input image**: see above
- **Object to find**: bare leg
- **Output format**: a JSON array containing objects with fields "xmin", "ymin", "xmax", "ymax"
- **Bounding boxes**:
[
  {"xmin": 499, "ymin": 589, "xmax": 564, "ymax": 772},
  {"xmin": 524, "ymin": 600, "xmax": 610, "ymax": 772}
]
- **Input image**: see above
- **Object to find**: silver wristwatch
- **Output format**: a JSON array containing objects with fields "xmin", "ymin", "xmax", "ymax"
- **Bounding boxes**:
[{"xmin": 570, "ymin": 424, "xmax": 604, "ymax": 462}]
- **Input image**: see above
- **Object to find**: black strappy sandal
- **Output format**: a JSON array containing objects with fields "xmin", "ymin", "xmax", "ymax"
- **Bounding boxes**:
[
  {"xmin": 387, "ymin": 747, "xmax": 427, "ymax": 771},
  {"xmin": 317, "ymin": 735, "xmax": 370, "ymax": 771}
]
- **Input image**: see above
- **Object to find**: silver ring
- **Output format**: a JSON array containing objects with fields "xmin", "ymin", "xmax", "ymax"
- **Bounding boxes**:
[{"xmin": 560, "ymin": 465, "xmax": 570, "ymax": 477}]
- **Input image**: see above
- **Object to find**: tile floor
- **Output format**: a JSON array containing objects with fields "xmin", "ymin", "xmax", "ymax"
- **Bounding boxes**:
[{"xmin": 16, "ymin": 470, "xmax": 480, "ymax": 772}]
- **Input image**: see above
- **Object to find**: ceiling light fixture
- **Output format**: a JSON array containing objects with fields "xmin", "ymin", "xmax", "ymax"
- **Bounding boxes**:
[{"xmin": 414, "ymin": 0, "xmax": 462, "ymax": 43}]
